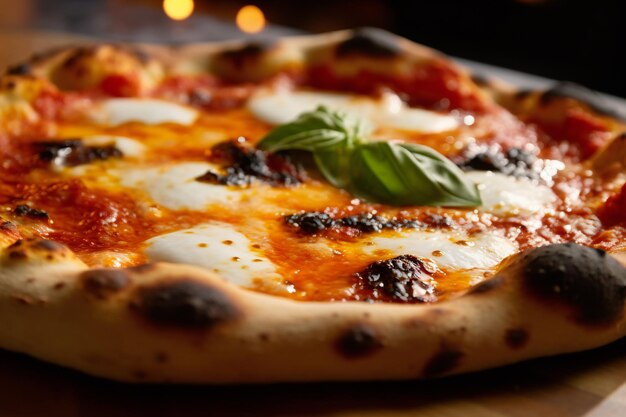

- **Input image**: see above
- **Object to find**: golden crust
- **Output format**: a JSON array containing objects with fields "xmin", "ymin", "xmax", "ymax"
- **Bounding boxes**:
[{"xmin": 0, "ymin": 29, "xmax": 626, "ymax": 383}]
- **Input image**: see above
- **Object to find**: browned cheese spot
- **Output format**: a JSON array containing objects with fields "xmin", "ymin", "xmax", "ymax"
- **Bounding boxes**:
[
  {"xmin": 80, "ymin": 269, "xmax": 131, "ymax": 300},
  {"xmin": 505, "ymin": 328, "xmax": 529, "ymax": 349},
  {"xmin": 335, "ymin": 323, "xmax": 383, "ymax": 359},
  {"xmin": 130, "ymin": 279, "xmax": 240, "ymax": 329}
]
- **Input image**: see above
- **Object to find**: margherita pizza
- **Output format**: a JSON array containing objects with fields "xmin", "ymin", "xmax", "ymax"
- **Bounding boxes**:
[{"xmin": 0, "ymin": 28, "xmax": 625, "ymax": 383}]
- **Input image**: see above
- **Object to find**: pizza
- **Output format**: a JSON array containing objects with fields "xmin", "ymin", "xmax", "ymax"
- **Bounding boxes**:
[{"xmin": 0, "ymin": 28, "xmax": 625, "ymax": 383}]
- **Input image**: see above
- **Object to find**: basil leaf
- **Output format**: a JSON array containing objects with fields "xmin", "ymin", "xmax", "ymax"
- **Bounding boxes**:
[
  {"xmin": 257, "ymin": 105, "xmax": 367, "ymax": 153},
  {"xmin": 349, "ymin": 141, "xmax": 482, "ymax": 207}
]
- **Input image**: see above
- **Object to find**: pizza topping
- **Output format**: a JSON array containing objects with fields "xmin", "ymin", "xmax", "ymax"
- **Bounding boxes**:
[
  {"xmin": 197, "ymin": 139, "xmax": 302, "ymax": 187},
  {"xmin": 354, "ymin": 254, "xmax": 439, "ymax": 303},
  {"xmin": 258, "ymin": 106, "xmax": 481, "ymax": 207},
  {"xmin": 458, "ymin": 146, "xmax": 541, "ymax": 180},
  {"xmin": 13, "ymin": 204, "xmax": 49, "ymax": 221},
  {"xmin": 522, "ymin": 243, "xmax": 626, "ymax": 325},
  {"xmin": 366, "ymin": 229, "xmax": 517, "ymax": 270},
  {"xmin": 465, "ymin": 171, "xmax": 557, "ymax": 217},
  {"xmin": 89, "ymin": 98, "xmax": 198, "ymax": 126},
  {"xmin": 285, "ymin": 211, "xmax": 421, "ymax": 235},
  {"xmin": 248, "ymin": 89, "xmax": 459, "ymax": 133},
  {"xmin": 37, "ymin": 139, "xmax": 123, "ymax": 166},
  {"xmin": 144, "ymin": 223, "xmax": 280, "ymax": 287}
]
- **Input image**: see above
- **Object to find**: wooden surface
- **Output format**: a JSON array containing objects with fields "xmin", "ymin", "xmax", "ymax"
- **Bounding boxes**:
[{"xmin": 0, "ymin": 30, "xmax": 625, "ymax": 417}]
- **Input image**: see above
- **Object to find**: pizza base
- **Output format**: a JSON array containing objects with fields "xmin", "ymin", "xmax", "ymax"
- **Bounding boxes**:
[{"xmin": 0, "ymin": 29, "xmax": 625, "ymax": 383}]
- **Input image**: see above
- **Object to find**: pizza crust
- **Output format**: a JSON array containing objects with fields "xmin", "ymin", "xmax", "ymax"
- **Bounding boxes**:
[
  {"xmin": 1, "ymin": 29, "xmax": 625, "ymax": 383},
  {"xmin": 0, "ymin": 238, "xmax": 624, "ymax": 383}
]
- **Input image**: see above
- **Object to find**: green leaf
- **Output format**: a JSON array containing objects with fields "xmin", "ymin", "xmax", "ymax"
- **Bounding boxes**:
[
  {"xmin": 348, "ymin": 141, "xmax": 482, "ymax": 207},
  {"xmin": 257, "ymin": 105, "xmax": 368, "ymax": 153},
  {"xmin": 255, "ymin": 106, "xmax": 481, "ymax": 208}
]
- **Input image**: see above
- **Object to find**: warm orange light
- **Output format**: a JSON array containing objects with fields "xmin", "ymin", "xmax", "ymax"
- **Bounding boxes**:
[
  {"xmin": 236, "ymin": 5, "xmax": 266, "ymax": 34},
  {"xmin": 163, "ymin": 0, "xmax": 194, "ymax": 21}
]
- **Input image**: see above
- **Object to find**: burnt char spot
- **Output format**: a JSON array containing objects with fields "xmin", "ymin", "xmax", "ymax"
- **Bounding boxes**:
[
  {"xmin": 128, "ymin": 263, "xmax": 157, "ymax": 274},
  {"xmin": 337, "ymin": 28, "xmax": 403, "ymax": 58},
  {"xmin": 457, "ymin": 145, "xmax": 541, "ymax": 180},
  {"xmin": 335, "ymin": 323, "xmax": 383, "ymax": 358},
  {"xmin": 131, "ymin": 279, "xmax": 239, "ymax": 329},
  {"xmin": 81, "ymin": 269, "xmax": 130, "ymax": 299},
  {"xmin": 422, "ymin": 348, "xmax": 464, "ymax": 377},
  {"xmin": 197, "ymin": 139, "xmax": 302, "ymax": 187},
  {"xmin": 37, "ymin": 139, "xmax": 123, "ymax": 167},
  {"xmin": 468, "ymin": 276, "xmax": 504, "ymax": 295},
  {"xmin": 522, "ymin": 243, "xmax": 626, "ymax": 325},
  {"xmin": 6, "ymin": 63, "xmax": 31, "ymax": 76},
  {"xmin": 540, "ymin": 82, "xmax": 626, "ymax": 121},
  {"xmin": 505, "ymin": 328, "xmax": 529, "ymax": 349},
  {"xmin": 14, "ymin": 205, "xmax": 49, "ymax": 221},
  {"xmin": 0, "ymin": 221, "xmax": 17, "ymax": 232},
  {"xmin": 32, "ymin": 240, "xmax": 64, "ymax": 251},
  {"xmin": 355, "ymin": 255, "xmax": 438, "ymax": 303},
  {"xmin": 285, "ymin": 211, "xmax": 422, "ymax": 235},
  {"xmin": 218, "ymin": 42, "xmax": 275, "ymax": 69}
]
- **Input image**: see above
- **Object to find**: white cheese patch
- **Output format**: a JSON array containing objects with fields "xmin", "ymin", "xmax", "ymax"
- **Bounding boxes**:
[
  {"xmin": 145, "ymin": 223, "xmax": 279, "ymax": 287},
  {"xmin": 120, "ymin": 162, "xmax": 241, "ymax": 210},
  {"xmin": 467, "ymin": 171, "xmax": 557, "ymax": 217},
  {"xmin": 248, "ymin": 90, "xmax": 458, "ymax": 133},
  {"xmin": 89, "ymin": 98, "xmax": 198, "ymax": 126},
  {"xmin": 365, "ymin": 229, "xmax": 517, "ymax": 270},
  {"xmin": 82, "ymin": 135, "xmax": 146, "ymax": 157}
]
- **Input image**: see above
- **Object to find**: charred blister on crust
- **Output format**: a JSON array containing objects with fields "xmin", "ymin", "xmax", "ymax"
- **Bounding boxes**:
[
  {"xmin": 336, "ymin": 28, "xmax": 403, "ymax": 58},
  {"xmin": 504, "ymin": 328, "xmax": 529, "ymax": 349},
  {"xmin": 540, "ymin": 82, "xmax": 626, "ymax": 121},
  {"xmin": 467, "ymin": 276, "xmax": 504, "ymax": 295},
  {"xmin": 334, "ymin": 323, "xmax": 383, "ymax": 359},
  {"xmin": 4, "ymin": 239, "xmax": 69, "ymax": 262},
  {"xmin": 522, "ymin": 243, "xmax": 626, "ymax": 325},
  {"xmin": 130, "ymin": 279, "xmax": 240, "ymax": 329},
  {"xmin": 216, "ymin": 41, "xmax": 276, "ymax": 70},
  {"xmin": 80, "ymin": 269, "xmax": 131, "ymax": 300},
  {"xmin": 5, "ymin": 63, "xmax": 31, "ymax": 76},
  {"xmin": 422, "ymin": 347, "xmax": 464, "ymax": 377}
]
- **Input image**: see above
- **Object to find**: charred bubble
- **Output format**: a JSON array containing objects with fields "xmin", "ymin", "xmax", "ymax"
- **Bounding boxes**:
[
  {"xmin": 355, "ymin": 254, "xmax": 437, "ymax": 303},
  {"xmin": 37, "ymin": 139, "xmax": 123, "ymax": 166},
  {"xmin": 285, "ymin": 211, "xmax": 422, "ymax": 235},
  {"xmin": 285, "ymin": 212, "xmax": 335, "ymax": 234},
  {"xmin": 196, "ymin": 139, "xmax": 302, "ymax": 187},
  {"xmin": 14, "ymin": 205, "xmax": 49, "ymax": 220},
  {"xmin": 458, "ymin": 145, "xmax": 540, "ymax": 180}
]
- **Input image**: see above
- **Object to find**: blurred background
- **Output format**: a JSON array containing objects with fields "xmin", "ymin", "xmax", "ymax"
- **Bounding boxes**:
[{"xmin": 0, "ymin": 0, "xmax": 624, "ymax": 97}]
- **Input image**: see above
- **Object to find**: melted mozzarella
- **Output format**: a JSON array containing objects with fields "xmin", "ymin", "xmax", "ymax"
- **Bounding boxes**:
[
  {"xmin": 145, "ymin": 223, "xmax": 279, "ymax": 287},
  {"xmin": 120, "ymin": 162, "xmax": 241, "ymax": 210},
  {"xmin": 248, "ymin": 90, "xmax": 458, "ymax": 133},
  {"xmin": 365, "ymin": 230, "xmax": 517, "ymax": 270},
  {"xmin": 467, "ymin": 171, "xmax": 557, "ymax": 217},
  {"xmin": 89, "ymin": 98, "xmax": 198, "ymax": 126}
]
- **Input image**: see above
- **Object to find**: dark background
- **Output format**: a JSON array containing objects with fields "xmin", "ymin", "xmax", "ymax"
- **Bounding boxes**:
[{"xmin": 4, "ymin": 0, "xmax": 625, "ymax": 97}]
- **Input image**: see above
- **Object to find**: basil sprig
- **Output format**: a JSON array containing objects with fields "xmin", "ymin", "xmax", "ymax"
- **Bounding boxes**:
[{"xmin": 257, "ymin": 106, "xmax": 481, "ymax": 207}]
